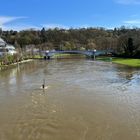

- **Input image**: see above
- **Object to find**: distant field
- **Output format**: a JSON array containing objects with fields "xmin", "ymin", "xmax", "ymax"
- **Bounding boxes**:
[
  {"xmin": 97, "ymin": 56, "xmax": 140, "ymax": 67},
  {"xmin": 113, "ymin": 58, "xmax": 140, "ymax": 67}
]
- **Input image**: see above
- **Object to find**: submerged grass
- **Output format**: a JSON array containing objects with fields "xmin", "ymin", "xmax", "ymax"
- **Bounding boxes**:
[{"xmin": 52, "ymin": 54, "xmax": 85, "ymax": 58}]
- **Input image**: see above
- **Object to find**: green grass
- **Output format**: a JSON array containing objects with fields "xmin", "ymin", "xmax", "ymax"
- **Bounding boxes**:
[
  {"xmin": 96, "ymin": 56, "xmax": 113, "ymax": 62},
  {"xmin": 52, "ymin": 54, "xmax": 85, "ymax": 58},
  {"xmin": 112, "ymin": 58, "xmax": 140, "ymax": 67},
  {"xmin": 97, "ymin": 56, "xmax": 140, "ymax": 67}
]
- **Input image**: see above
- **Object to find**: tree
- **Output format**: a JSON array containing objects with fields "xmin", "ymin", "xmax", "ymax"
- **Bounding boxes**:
[
  {"xmin": 127, "ymin": 38, "xmax": 134, "ymax": 56},
  {"xmin": 87, "ymin": 39, "xmax": 97, "ymax": 50},
  {"xmin": 41, "ymin": 28, "xmax": 47, "ymax": 43},
  {"xmin": 17, "ymin": 36, "xmax": 31, "ymax": 48},
  {"xmin": 118, "ymin": 35, "xmax": 138, "ymax": 57},
  {"xmin": 0, "ymin": 28, "xmax": 2, "ymax": 37}
]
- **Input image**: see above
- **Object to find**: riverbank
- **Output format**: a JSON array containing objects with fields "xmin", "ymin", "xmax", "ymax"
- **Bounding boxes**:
[
  {"xmin": 0, "ymin": 59, "xmax": 34, "ymax": 70},
  {"xmin": 0, "ymin": 55, "xmax": 43, "ymax": 70},
  {"xmin": 52, "ymin": 54, "xmax": 86, "ymax": 59},
  {"xmin": 97, "ymin": 56, "xmax": 140, "ymax": 67},
  {"xmin": 0, "ymin": 54, "xmax": 85, "ymax": 69}
]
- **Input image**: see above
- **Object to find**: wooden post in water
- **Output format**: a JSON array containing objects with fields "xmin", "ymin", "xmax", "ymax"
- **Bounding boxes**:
[
  {"xmin": 43, "ymin": 79, "xmax": 45, "ymax": 86},
  {"xmin": 42, "ymin": 79, "xmax": 45, "ymax": 89}
]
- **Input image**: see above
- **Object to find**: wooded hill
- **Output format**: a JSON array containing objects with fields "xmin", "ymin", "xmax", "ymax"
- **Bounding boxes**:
[{"xmin": 1, "ymin": 26, "xmax": 140, "ymax": 58}]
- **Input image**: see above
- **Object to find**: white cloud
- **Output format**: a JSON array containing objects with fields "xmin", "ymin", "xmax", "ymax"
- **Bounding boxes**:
[
  {"xmin": 123, "ymin": 19, "xmax": 140, "ymax": 24},
  {"xmin": 42, "ymin": 24, "xmax": 69, "ymax": 29},
  {"xmin": 0, "ymin": 16, "xmax": 27, "ymax": 26},
  {"xmin": 42, "ymin": 24, "xmax": 94, "ymax": 29},
  {"xmin": 115, "ymin": 0, "xmax": 140, "ymax": 4},
  {"xmin": 1, "ymin": 24, "xmax": 40, "ymax": 31},
  {"xmin": 0, "ymin": 16, "xmax": 33, "ymax": 31},
  {"xmin": 75, "ymin": 24, "xmax": 91, "ymax": 28}
]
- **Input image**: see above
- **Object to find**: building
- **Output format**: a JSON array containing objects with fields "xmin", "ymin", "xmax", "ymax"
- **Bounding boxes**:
[
  {"xmin": 5, "ymin": 45, "xmax": 17, "ymax": 55},
  {"xmin": 0, "ymin": 38, "xmax": 17, "ymax": 56},
  {"xmin": 0, "ymin": 38, "xmax": 6, "ymax": 47}
]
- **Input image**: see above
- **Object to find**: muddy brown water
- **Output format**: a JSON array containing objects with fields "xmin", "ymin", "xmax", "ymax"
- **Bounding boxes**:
[{"xmin": 0, "ymin": 59, "xmax": 140, "ymax": 140}]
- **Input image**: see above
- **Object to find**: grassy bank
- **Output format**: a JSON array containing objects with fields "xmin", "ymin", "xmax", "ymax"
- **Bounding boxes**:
[
  {"xmin": 97, "ymin": 56, "xmax": 140, "ymax": 67},
  {"xmin": 113, "ymin": 58, "xmax": 140, "ymax": 67}
]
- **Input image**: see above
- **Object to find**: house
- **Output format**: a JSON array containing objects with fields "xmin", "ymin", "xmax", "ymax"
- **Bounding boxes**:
[
  {"xmin": 0, "ymin": 38, "xmax": 6, "ymax": 47},
  {"xmin": 0, "ymin": 38, "xmax": 17, "ymax": 56},
  {"xmin": 5, "ymin": 45, "xmax": 17, "ymax": 55}
]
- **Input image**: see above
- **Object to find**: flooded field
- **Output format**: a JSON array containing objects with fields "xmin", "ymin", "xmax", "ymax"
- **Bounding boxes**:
[{"xmin": 0, "ymin": 59, "xmax": 140, "ymax": 140}]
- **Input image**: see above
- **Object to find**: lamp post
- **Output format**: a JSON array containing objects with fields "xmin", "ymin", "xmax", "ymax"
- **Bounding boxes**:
[
  {"xmin": 45, "ymin": 50, "xmax": 50, "ymax": 59},
  {"xmin": 93, "ymin": 49, "xmax": 96, "ymax": 60}
]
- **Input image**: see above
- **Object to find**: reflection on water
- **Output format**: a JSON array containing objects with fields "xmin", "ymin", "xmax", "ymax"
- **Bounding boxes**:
[{"xmin": 0, "ymin": 59, "xmax": 140, "ymax": 140}]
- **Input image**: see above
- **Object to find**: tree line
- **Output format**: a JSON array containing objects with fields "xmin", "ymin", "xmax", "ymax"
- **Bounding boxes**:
[{"xmin": 1, "ymin": 26, "xmax": 140, "ymax": 58}]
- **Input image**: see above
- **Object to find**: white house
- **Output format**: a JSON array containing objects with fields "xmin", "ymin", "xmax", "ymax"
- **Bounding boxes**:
[
  {"xmin": 0, "ymin": 38, "xmax": 17, "ymax": 56},
  {"xmin": 0, "ymin": 38, "xmax": 6, "ymax": 47},
  {"xmin": 6, "ymin": 45, "xmax": 17, "ymax": 55}
]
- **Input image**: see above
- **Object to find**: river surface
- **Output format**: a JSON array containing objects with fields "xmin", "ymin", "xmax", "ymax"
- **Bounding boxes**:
[{"xmin": 0, "ymin": 59, "xmax": 140, "ymax": 140}]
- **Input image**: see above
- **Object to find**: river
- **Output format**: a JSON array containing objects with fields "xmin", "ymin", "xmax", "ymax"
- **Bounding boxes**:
[{"xmin": 0, "ymin": 59, "xmax": 140, "ymax": 140}]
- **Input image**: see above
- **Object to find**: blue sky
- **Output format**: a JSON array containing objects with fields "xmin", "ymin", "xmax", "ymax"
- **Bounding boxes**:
[{"xmin": 0, "ymin": 0, "xmax": 140, "ymax": 30}]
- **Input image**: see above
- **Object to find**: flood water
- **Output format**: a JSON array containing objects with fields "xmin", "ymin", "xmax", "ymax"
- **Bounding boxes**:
[{"xmin": 0, "ymin": 59, "xmax": 140, "ymax": 140}]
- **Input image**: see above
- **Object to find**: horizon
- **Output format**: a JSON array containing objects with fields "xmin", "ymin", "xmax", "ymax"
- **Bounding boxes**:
[
  {"xmin": 1, "ymin": 26, "xmax": 140, "ymax": 32},
  {"xmin": 1, "ymin": 0, "xmax": 140, "ymax": 31}
]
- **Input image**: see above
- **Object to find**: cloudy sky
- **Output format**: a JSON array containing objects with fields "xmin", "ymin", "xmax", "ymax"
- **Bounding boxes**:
[{"xmin": 0, "ymin": 0, "xmax": 140, "ymax": 30}]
